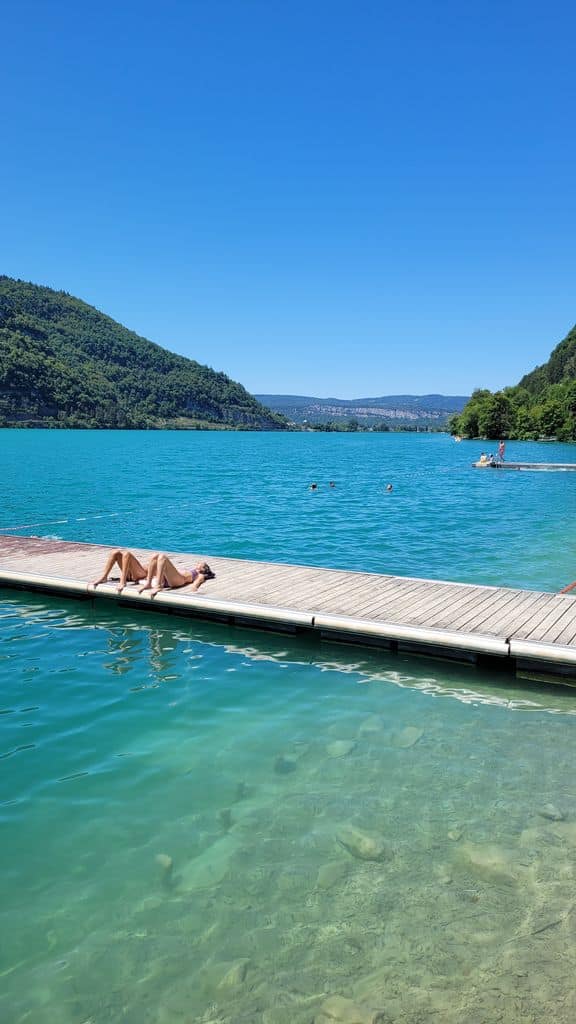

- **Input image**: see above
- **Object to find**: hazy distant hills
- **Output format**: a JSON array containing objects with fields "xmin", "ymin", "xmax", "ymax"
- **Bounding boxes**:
[
  {"xmin": 0, "ymin": 277, "xmax": 285, "ymax": 430},
  {"xmin": 256, "ymin": 393, "xmax": 470, "ymax": 427}
]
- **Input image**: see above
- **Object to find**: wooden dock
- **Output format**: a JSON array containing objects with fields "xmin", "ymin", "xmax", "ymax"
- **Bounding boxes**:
[
  {"xmin": 1, "ymin": 535, "xmax": 576, "ymax": 683},
  {"xmin": 474, "ymin": 461, "xmax": 576, "ymax": 471}
]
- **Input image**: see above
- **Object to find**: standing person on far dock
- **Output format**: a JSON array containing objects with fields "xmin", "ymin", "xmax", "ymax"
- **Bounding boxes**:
[{"xmin": 498, "ymin": 439, "xmax": 506, "ymax": 462}]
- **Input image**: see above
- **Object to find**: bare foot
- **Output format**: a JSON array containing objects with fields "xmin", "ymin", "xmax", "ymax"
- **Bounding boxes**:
[
  {"xmin": 138, "ymin": 582, "xmax": 151, "ymax": 594},
  {"xmin": 88, "ymin": 578, "xmax": 106, "ymax": 591}
]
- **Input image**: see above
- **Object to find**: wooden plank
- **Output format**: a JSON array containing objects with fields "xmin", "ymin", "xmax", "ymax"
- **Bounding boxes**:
[
  {"xmin": 409, "ymin": 585, "xmax": 495, "ymax": 628},
  {"xmin": 447, "ymin": 589, "xmax": 522, "ymax": 633},
  {"xmin": 351, "ymin": 577, "xmax": 451, "ymax": 611},
  {"xmin": 368, "ymin": 581, "xmax": 494, "ymax": 628},
  {"xmin": 438, "ymin": 590, "xmax": 530, "ymax": 633},
  {"xmin": 307, "ymin": 577, "xmax": 426, "ymax": 616},
  {"xmin": 549, "ymin": 601, "xmax": 576, "ymax": 645},
  {"xmin": 524, "ymin": 600, "xmax": 576, "ymax": 643}
]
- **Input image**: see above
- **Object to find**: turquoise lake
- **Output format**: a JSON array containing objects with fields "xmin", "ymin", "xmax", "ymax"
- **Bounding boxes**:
[{"xmin": 2, "ymin": 429, "xmax": 576, "ymax": 1023}]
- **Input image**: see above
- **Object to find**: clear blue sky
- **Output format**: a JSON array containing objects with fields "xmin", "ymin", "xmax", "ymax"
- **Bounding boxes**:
[{"xmin": 2, "ymin": 0, "xmax": 575, "ymax": 397}]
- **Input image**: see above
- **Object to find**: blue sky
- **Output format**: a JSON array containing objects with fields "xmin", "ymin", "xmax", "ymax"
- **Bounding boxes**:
[{"xmin": 2, "ymin": 0, "xmax": 575, "ymax": 397}]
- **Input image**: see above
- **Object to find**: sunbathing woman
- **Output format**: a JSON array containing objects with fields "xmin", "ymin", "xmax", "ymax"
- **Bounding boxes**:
[
  {"xmin": 90, "ymin": 549, "xmax": 215, "ymax": 596},
  {"xmin": 138, "ymin": 553, "xmax": 215, "ymax": 597}
]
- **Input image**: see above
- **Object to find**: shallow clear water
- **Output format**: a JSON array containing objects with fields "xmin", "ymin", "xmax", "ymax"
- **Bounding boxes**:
[{"xmin": 2, "ymin": 430, "xmax": 576, "ymax": 1023}]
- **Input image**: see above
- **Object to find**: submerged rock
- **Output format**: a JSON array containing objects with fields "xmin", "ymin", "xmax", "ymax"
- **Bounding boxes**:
[
  {"xmin": 316, "ymin": 994, "xmax": 384, "ymax": 1024},
  {"xmin": 336, "ymin": 825, "xmax": 390, "ymax": 862},
  {"xmin": 551, "ymin": 820, "xmax": 576, "ymax": 845},
  {"xmin": 155, "ymin": 853, "xmax": 174, "ymax": 888},
  {"xmin": 393, "ymin": 726, "xmax": 423, "ymax": 749},
  {"xmin": 434, "ymin": 863, "xmax": 453, "ymax": 885},
  {"xmin": 218, "ymin": 958, "xmax": 250, "ymax": 989},
  {"xmin": 316, "ymin": 860, "xmax": 349, "ymax": 890},
  {"xmin": 274, "ymin": 754, "xmax": 297, "ymax": 775},
  {"xmin": 218, "ymin": 807, "xmax": 233, "ymax": 831},
  {"xmin": 179, "ymin": 832, "xmax": 238, "ymax": 892},
  {"xmin": 538, "ymin": 803, "xmax": 565, "ymax": 822},
  {"xmin": 357, "ymin": 715, "xmax": 385, "ymax": 737},
  {"xmin": 457, "ymin": 841, "xmax": 520, "ymax": 884},
  {"xmin": 234, "ymin": 780, "xmax": 249, "ymax": 801},
  {"xmin": 326, "ymin": 739, "xmax": 356, "ymax": 758}
]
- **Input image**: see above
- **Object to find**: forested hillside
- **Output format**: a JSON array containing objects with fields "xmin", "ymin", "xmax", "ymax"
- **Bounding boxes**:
[
  {"xmin": 449, "ymin": 323, "xmax": 576, "ymax": 440},
  {"xmin": 0, "ymin": 277, "xmax": 286, "ymax": 430}
]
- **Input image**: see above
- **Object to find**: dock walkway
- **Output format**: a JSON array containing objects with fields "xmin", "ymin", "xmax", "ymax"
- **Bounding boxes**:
[
  {"xmin": 1, "ymin": 535, "xmax": 575, "ymax": 682},
  {"xmin": 474, "ymin": 461, "xmax": 576, "ymax": 471}
]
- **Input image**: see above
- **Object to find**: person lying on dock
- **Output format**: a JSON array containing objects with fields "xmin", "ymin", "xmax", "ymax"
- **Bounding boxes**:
[
  {"xmin": 138, "ymin": 553, "xmax": 215, "ymax": 597},
  {"xmin": 90, "ymin": 549, "xmax": 215, "ymax": 595}
]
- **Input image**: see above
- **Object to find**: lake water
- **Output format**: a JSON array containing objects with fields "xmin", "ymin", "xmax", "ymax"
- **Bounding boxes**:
[{"xmin": 2, "ymin": 430, "xmax": 576, "ymax": 1024}]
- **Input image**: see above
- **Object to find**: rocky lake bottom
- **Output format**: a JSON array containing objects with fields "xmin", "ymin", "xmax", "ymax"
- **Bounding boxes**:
[{"xmin": 2, "ymin": 598, "xmax": 576, "ymax": 1024}]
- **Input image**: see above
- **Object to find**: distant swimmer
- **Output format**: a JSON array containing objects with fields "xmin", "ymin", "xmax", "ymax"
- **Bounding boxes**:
[
  {"xmin": 385, "ymin": 483, "xmax": 393, "ymax": 492},
  {"xmin": 329, "ymin": 481, "xmax": 336, "ymax": 488},
  {"xmin": 310, "ymin": 483, "xmax": 318, "ymax": 491}
]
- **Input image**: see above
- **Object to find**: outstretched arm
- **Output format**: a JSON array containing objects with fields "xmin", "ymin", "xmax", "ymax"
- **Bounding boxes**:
[{"xmin": 559, "ymin": 580, "xmax": 576, "ymax": 594}]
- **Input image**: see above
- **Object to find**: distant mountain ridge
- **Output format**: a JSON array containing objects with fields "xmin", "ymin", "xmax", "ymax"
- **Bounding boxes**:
[
  {"xmin": 0, "ymin": 277, "xmax": 285, "ymax": 430},
  {"xmin": 256, "ymin": 393, "xmax": 469, "ymax": 427}
]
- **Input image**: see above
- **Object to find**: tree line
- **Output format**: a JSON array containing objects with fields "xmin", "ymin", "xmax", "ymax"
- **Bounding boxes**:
[{"xmin": 449, "ymin": 323, "xmax": 576, "ymax": 441}]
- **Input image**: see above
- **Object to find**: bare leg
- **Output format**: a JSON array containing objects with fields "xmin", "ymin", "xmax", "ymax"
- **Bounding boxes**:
[
  {"xmin": 138, "ymin": 554, "xmax": 159, "ymax": 593},
  {"xmin": 148, "ymin": 554, "xmax": 189, "ymax": 597},
  {"xmin": 90, "ymin": 549, "xmax": 123, "ymax": 588},
  {"xmin": 117, "ymin": 551, "xmax": 147, "ymax": 592}
]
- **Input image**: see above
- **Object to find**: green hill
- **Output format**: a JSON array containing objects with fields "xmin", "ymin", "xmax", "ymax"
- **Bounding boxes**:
[
  {"xmin": 449, "ymin": 323, "xmax": 576, "ymax": 441},
  {"xmin": 0, "ymin": 277, "xmax": 286, "ymax": 430}
]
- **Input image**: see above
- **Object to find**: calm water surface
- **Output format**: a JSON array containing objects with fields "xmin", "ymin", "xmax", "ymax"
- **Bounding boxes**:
[{"xmin": 2, "ymin": 430, "xmax": 576, "ymax": 1023}]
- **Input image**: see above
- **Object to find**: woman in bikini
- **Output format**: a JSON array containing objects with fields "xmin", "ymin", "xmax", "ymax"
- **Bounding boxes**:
[
  {"xmin": 138, "ymin": 553, "xmax": 214, "ymax": 597},
  {"xmin": 90, "ymin": 549, "xmax": 215, "ymax": 595}
]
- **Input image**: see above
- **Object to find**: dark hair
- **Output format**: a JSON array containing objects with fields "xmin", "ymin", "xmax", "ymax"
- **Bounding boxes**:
[{"xmin": 200, "ymin": 563, "xmax": 215, "ymax": 580}]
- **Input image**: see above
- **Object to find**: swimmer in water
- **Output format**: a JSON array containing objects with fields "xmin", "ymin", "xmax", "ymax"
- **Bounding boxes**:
[
  {"xmin": 386, "ymin": 483, "xmax": 393, "ymax": 492},
  {"xmin": 310, "ymin": 483, "xmax": 318, "ymax": 491}
]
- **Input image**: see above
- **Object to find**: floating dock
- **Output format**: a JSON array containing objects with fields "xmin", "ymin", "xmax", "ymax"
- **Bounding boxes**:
[
  {"xmin": 473, "ymin": 461, "xmax": 576, "ymax": 471},
  {"xmin": 1, "ymin": 535, "xmax": 575, "ymax": 683}
]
